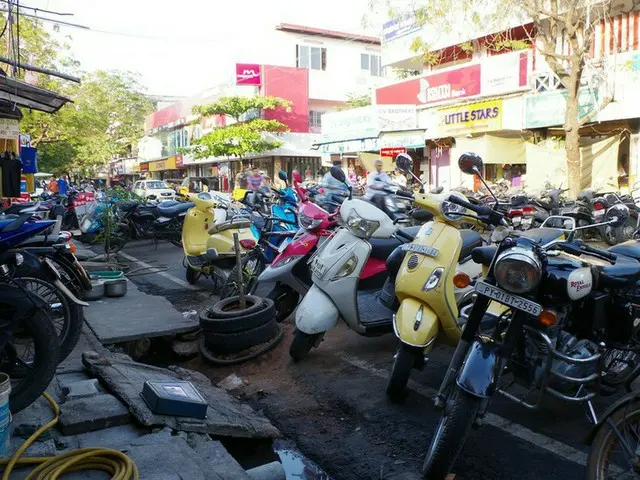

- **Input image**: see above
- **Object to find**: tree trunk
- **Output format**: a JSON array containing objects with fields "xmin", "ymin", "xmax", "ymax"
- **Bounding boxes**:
[{"xmin": 564, "ymin": 80, "xmax": 582, "ymax": 197}]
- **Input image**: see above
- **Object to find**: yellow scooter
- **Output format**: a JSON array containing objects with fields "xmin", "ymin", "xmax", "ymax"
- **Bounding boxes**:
[
  {"xmin": 386, "ymin": 153, "xmax": 566, "ymax": 400},
  {"xmin": 181, "ymin": 191, "xmax": 259, "ymax": 286}
]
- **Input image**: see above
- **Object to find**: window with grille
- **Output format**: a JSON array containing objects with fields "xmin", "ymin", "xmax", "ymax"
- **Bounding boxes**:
[{"xmin": 296, "ymin": 45, "xmax": 327, "ymax": 70}]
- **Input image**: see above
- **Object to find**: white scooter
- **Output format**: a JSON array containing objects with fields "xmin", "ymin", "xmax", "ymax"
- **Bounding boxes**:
[{"xmin": 289, "ymin": 166, "xmax": 484, "ymax": 361}]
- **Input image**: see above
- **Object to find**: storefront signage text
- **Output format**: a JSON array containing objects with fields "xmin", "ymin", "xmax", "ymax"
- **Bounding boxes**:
[
  {"xmin": 434, "ymin": 99, "xmax": 503, "ymax": 137},
  {"xmin": 523, "ymin": 88, "xmax": 598, "ymax": 129},
  {"xmin": 380, "ymin": 147, "xmax": 407, "ymax": 157},
  {"xmin": 322, "ymin": 105, "xmax": 416, "ymax": 142},
  {"xmin": 0, "ymin": 118, "xmax": 19, "ymax": 140},
  {"xmin": 236, "ymin": 63, "xmax": 261, "ymax": 86},
  {"xmin": 376, "ymin": 50, "xmax": 529, "ymax": 106},
  {"xmin": 149, "ymin": 155, "xmax": 187, "ymax": 172}
]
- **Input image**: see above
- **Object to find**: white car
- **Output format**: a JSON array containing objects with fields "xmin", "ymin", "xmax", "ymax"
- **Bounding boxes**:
[{"xmin": 133, "ymin": 180, "xmax": 176, "ymax": 201}]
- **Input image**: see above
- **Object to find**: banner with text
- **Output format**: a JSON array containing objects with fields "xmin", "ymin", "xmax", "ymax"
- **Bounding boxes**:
[{"xmin": 432, "ymin": 99, "xmax": 503, "ymax": 137}]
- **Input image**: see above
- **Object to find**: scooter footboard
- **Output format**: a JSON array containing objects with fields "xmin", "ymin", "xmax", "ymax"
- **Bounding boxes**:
[
  {"xmin": 456, "ymin": 339, "xmax": 501, "ymax": 399},
  {"xmin": 393, "ymin": 298, "xmax": 439, "ymax": 349},
  {"xmin": 295, "ymin": 285, "xmax": 339, "ymax": 335}
]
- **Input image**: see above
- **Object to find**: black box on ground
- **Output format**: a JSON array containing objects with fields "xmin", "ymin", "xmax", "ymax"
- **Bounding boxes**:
[{"xmin": 141, "ymin": 380, "xmax": 208, "ymax": 419}]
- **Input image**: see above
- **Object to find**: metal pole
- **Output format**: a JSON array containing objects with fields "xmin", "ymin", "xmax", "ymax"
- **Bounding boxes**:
[{"xmin": 233, "ymin": 232, "xmax": 245, "ymax": 309}]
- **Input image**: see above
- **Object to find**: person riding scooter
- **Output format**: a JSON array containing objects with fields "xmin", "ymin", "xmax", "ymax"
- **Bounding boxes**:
[
  {"xmin": 364, "ymin": 159, "xmax": 409, "ymax": 222},
  {"xmin": 320, "ymin": 161, "xmax": 350, "ymax": 212}
]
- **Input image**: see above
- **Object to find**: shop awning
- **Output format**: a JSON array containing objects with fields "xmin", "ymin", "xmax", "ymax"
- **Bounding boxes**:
[
  {"xmin": 0, "ymin": 75, "xmax": 72, "ymax": 113},
  {"xmin": 452, "ymin": 135, "xmax": 527, "ymax": 164}
]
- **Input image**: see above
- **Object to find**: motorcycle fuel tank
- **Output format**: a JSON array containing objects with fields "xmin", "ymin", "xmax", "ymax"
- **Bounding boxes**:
[{"xmin": 540, "ymin": 253, "xmax": 592, "ymax": 302}]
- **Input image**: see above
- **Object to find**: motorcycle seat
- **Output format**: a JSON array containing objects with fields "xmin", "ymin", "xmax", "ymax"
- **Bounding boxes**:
[
  {"xmin": 515, "ymin": 228, "xmax": 564, "ymax": 245},
  {"xmin": 597, "ymin": 257, "xmax": 640, "ymax": 288},
  {"xmin": 370, "ymin": 237, "xmax": 403, "ymax": 260},
  {"xmin": 607, "ymin": 240, "xmax": 640, "ymax": 262},
  {"xmin": 472, "ymin": 246, "xmax": 497, "ymax": 266},
  {"xmin": 460, "ymin": 230, "xmax": 484, "ymax": 260},
  {"xmin": 118, "ymin": 200, "xmax": 141, "ymax": 212},
  {"xmin": 156, "ymin": 202, "xmax": 194, "ymax": 217},
  {"xmin": 396, "ymin": 225, "xmax": 421, "ymax": 242},
  {"xmin": 208, "ymin": 217, "xmax": 252, "ymax": 235}
]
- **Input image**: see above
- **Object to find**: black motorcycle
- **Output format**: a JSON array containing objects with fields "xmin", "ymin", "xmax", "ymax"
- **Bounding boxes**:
[
  {"xmin": 421, "ymin": 152, "xmax": 637, "ymax": 479},
  {"xmin": 0, "ymin": 252, "xmax": 60, "ymax": 414}
]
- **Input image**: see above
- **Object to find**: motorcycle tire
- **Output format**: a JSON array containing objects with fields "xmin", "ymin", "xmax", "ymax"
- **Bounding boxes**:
[
  {"xmin": 203, "ymin": 319, "xmax": 280, "ymax": 354},
  {"xmin": 421, "ymin": 387, "xmax": 481, "ymax": 480},
  {"xmin": 200, "ymin": 297, "xmax": 274, "ymax": 333},
  {"xmin": 386, "ymin": 342, "xmax": 420, "ymax": 403},
  {"xmin": 267, "ymin": 286, "xmax": 300, "ymax": 323},
  {"xmin": 603, "ymin": 225, "xmax": 620, "ymax": 246},
  {"xmin": 289, "ymin": 329, "xmax": 323, "ymax": 362},
  {"xmin": 3, "ymin": 309, "xmax": 59, "ymax": 414},
  {"xmin": 13, "ymin": 277, "xmax": 83, "ymax": 362},
  {"xmin": 220, "ymin": 251, "xmax": 266, "ymax": 299},
  {"xmin": 586, "ymin": 398, "xmax": 640, "ymax": 480},
  {"xmin": 186, "ymin": 266, "xmax": 198, "ymax": 284}
]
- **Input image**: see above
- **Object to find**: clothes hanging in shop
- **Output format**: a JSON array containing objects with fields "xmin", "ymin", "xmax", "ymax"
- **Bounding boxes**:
[{"xmin": 0, "ymin": 152, "xmax": 22, "ymax": 198}]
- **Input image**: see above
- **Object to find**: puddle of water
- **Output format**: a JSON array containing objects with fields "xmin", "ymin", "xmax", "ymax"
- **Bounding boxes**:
[{"xmin": 273, "ymin": 439, "xmax": 334, "ymax": 480}]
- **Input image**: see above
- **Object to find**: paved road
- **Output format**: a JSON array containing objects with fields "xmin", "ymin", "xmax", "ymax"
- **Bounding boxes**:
[{"xmin": 120, "ymin": 239, "xmax": 600, "ymax": 479}]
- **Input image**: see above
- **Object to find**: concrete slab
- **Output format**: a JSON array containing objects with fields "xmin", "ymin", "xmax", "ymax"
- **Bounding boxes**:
[
  {"xmin": 83, "ymin": 280, "xmax": 198, "ymax": 343},
  {"xmin": 58, "ymin": 393, "xmax": 131, "ymax": 435},
  {"xmin": 82, "ymin": 352, "xmax": 280, "ymax": 440}
]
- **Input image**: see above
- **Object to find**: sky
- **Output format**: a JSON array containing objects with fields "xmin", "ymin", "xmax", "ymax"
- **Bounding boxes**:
[{"xmin": 23, "ymin": 0, "xmax": 383, "ymax": 97}]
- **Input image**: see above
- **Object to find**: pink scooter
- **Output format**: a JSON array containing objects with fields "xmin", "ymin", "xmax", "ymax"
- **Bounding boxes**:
[{"xmin": 255, "ymin": 171, "xmax": 390, "ymax": 321}]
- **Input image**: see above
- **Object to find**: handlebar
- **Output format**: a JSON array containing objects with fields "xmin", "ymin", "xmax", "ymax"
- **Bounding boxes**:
[
  {"xmin": 551, "ymin": 240, "xmax": 617, "ymax": 263},
  {"xmin": 447, "ymin": 195, "xmax": 507, "ymax": 227},
  {"xmin": 395, "ymin": 190, "xmax": 414, "ymax": 199}
]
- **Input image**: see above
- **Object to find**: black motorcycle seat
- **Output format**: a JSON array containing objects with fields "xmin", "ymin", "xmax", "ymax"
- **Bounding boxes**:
[
  {"xmin": 156, "ymin": 202, "xmax": 194, "ymax": 217},
  {"xmin": 597, "ymin": 257, "xmax": 640, "ymax": 288},
  {"xmin": 471, "ymin": 246, "xmax": 497, "ymax": 266},
  {"xmin": 118, "ymin": 200, "xmax": 141, "ymax": 212},
  {"xmin": 460, "ymin": 230, "xmax": 484, "ymax": 259},
  {"xmin": 396, "ymin": 226, "xmax": 421, "ymax": 242},
  {"xmin": 515, "ymin": 228, "xmax": 564, "ymax": 245},
  {"xmin": 608, "ymin": 240, "xmax": 640, "ymax": 262},
  {"xmin": 370, "ymin": 237, "xmax": 403, "ymax": 260}
]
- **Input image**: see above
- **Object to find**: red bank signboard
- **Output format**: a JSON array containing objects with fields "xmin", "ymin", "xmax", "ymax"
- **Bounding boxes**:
[
  {"xmin": 380, "ymin": 147, "xmax": 406, "ymax": 157},
  {"xmin": 236, "ymin": 64, "xmax": 262, "ymax": 85}
]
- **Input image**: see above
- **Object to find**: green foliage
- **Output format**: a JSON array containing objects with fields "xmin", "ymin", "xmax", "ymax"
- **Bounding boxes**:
[
  {"xmin": 186, "ymin": 95, "xmax": 291, "ymax": 160},
  {"xmin": 37, "ymin": 140, "xmax": 76, "ymax": 175},
  {"xmin": 345, "ymin": 93, "xmax": 372, "ymax": 108},
  {"xmin": 395, "ymin": 68, "xmax": 421, "ymax": 79}
]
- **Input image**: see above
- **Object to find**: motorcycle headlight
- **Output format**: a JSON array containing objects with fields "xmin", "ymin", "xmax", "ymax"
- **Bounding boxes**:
[
  {"xmin": 272, "ymin": 254, "xmax": 304, "ymax": 268},
  {"xmin": 346, "ymin": 210, "xmax": 380, "ymax": 239},
  {"xmin": 300, "ymin": 213, "xmax": 322, "ymax": 231},
  {"xmin": 494, "ymin": 246, "xmax": 542, "ymax": 294}
]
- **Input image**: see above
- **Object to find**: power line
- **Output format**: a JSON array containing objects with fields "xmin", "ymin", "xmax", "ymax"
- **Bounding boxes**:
[
  {"xmin": 0, "ymin": 6, "xmax": 89, "ymax": 29},
  {"xmin": 17, "ymin": 2, "xmax": 73, "ymax": 16}
]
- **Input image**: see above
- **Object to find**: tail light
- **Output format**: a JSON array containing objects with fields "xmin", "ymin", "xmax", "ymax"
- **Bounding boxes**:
[
  {"xmin": 522, "ymin": 207, "xmax": 536, "ymax": 215},
  {"xmin": 239, "ymin": 239, "xmax": 257, "ymax": 249},
  {"xmin": 593, "ymin": 202, "xmax": 605, "ymax": 211},
  {"xmin": 508, "ymin": 209, "xmax": 523, "ymax": 217}
]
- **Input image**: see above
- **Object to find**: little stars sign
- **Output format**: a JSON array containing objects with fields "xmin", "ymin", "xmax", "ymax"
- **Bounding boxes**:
[{"xmin": 434, "ymin": 99, "xmax": 503, "ymax": 137}]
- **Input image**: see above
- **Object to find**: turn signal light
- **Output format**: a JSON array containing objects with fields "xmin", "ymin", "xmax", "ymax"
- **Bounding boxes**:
[
  {"xmin": 68, "ymin": 241, "xmax": 77, "ymax": 253},
  {"xmin": 453, "ymin": 272, "xmax": 471, "ymax": 288},
  {"xmin": 538, "ymin": 309, "xmax": 558, "ymax": 326},
  {"xmin": 239, "ymin": 239, "xmax": 257, "ymax": 250}
]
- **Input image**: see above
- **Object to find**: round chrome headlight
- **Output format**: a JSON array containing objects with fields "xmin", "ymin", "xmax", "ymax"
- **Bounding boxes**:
[{"xmin": 494, "ymin": 246, "xmax": 542, "ymax": 294}]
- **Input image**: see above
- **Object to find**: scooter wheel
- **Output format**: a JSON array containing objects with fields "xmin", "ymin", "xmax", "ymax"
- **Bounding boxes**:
[
  {"xmin": 289, "ymin": 329, "xmax": 323, "ymax": 361},
  {"xmin": 386, "ymin": 342, "xmax": 419, "ymax": 403},
  {"xmin": 186, "ymin": 266, "xmax": 198, "ymax": 284}
]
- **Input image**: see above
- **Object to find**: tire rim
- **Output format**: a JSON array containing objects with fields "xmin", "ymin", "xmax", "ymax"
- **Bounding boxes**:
[{"xmin": 594, "ymin": 409, "xmax": 640, "ymax": 479}]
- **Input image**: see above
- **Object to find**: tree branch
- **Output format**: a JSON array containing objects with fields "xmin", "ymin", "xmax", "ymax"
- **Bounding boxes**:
[{"xmin": 577, "ymin": 95, "xmax": 613, "ymax": 127}]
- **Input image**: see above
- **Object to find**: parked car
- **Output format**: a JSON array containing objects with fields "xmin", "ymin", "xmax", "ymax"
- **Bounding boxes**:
[{"xmin": 132, "ymin": 180, "xmax": 176, "ymax": 201}]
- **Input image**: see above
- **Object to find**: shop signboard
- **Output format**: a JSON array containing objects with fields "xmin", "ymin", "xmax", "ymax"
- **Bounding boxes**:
[
  {"xmin": 235, "ymin": 63, "xmax": 262, "ymax": 86},
  {"xmin": 321, "ymin": 105, "xmax": 416, "ymax": 143},
  {"xmin": 175, "ymin": 154, "xmax": 184, "ymax": 167},
  {"xmin": 379, "ymin": 130, "xmax": 425, "ymax": 149},
  {"xmin": 430, "ymin": 98, "xmax": 503, "ymax": 137},
  {"xmin": 148, "ymin": 155, "xmax": 186, "ymax": 172},
  {"xmin": 376, "ymin": 50, "xmax": 529, "ymax": 106},
  {"xmin": 380, "ymin": 147, "xmax": 407, "ymax": 157},
  {"xmin": 0, "ymin": 119, "xmax": 19, "ymax": 139},
  {"xmin": 139, "ymin": 162, "xmax": 149, "ymax": 172},
  {"xmin": 320, "ymin": 138, "xmax": 379, "ymax": 154},
  {"xmin": 523, "ymin": 88, "xmax": 599, "ymax": 129},
  {"xmin": 382, "ymin": 14, "xmax": 421, "ymax": 43}
]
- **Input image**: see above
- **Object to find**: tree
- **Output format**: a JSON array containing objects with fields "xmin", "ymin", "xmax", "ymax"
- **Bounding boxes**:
[
  {"xmin": 345, "ymin": 93, "xmax": 372, "ymax": 108},
  {"xmin": 375, "ymin": 0, "xmax": 614, "ymax": 195},
  {"xmin": 186, "ymin": 96, "xmax": 292, "ymax": 160}
]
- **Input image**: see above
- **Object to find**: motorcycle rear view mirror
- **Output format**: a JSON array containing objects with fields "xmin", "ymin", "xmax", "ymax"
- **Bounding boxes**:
[
  {"xmin": 605, "ymin": 204, "xmax": 630, "ymax": 228},
  {"xmin": 395, "ymin": 153, "xmax": 413, "ymax": 173},
  {"xmin": 330, "ymin": 166, "xmax": 346, "ymax": 183},
  {"xmin": 278, "ymin": 170, "xmax": 288, "ymax": 182},
  {"xmin": 292, "ymin": 171, "xmax": 303, "ymax": 183},
  {"xmin": 458, "ymin": 152, "xmax": 484, "ymax": 175}
]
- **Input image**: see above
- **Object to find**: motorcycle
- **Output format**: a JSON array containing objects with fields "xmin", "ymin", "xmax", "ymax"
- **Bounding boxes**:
[
  {"xmin": 254, "ymin": 171, "xmax": 339, "ymax": 322},
  {"xmin": 182, "ymin": 191, "xmax": 259, "ymax": 287},
  {"xmin": 421, "ymin": 152, "xmax": 635, "ymax": 479},
  {"xmin": 117, "ymin": 199, "xmax": 195, "ymax": 247}
]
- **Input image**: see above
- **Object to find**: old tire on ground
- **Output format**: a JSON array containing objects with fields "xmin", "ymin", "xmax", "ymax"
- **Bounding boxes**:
[
  {"xmin": 199, "ymin": 324, "xmax": 284, "ymax": 366},
  {"xmin": 200, "ymin": 297, "xmax": 275, "ymax": 334},
  {"xmin": 386, "ymin": 342, "xmax": 420, "ymax": 403},
  {"xmin": 289, "ymin": 329, "xmax": 323, "ymax": 362},
  {"xmin": 203, "ymin": 319, "xmax": 280, "ymax": 354},
  {"xmin": 206, "ymin": 294, "xmax": 266, "ymax": 319}
]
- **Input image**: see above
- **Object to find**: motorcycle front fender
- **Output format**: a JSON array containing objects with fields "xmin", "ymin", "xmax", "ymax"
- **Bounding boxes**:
[
  {"xmin": 456, "ymin": 338, "xmax": 502, "ymax": 399},
  {"xmin": 394, "ymin": 298, "xmax": 439, "ymax": 350},
  {"xmin": 295, "ymin": 285, "xmax": 339, "ymax": 335}
]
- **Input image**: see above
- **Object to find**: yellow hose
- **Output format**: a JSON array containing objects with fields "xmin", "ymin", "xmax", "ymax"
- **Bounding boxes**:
[{"xmin": 0, "ymin": 392, "xmax": 139, "ymax": 480}]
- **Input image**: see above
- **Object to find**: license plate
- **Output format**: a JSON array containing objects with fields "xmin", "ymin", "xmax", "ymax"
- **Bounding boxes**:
[
  {"xmin": 475, "ymin": 281, "xmax": 542, "ymax": 316},
  {"xmin": 512, "ymin": 217, "xmax": 521, "ymax": 225},
  {"xmin": 594, "ymin": 210, "xmax": 604, "ymax": 217},
  {"xmin": 401, "ymin": 243, "xmax": 439, "ymax": 257},
  {"xmin": 310, "ymin": 258, "xmax": 327, "ymax": 277},
  {"xmin": 522, "ymin": 217, "xmax": 532, "ymax": 226}
]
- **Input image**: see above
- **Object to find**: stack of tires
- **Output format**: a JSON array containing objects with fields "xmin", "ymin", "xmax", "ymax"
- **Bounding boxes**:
[{"xmin": 199, "ymin": 295, "xmax": 283, "ymax": 365}]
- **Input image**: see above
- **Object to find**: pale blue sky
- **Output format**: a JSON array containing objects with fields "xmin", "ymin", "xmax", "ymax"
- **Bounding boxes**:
[{"xmin": 24, "ymin": 0, "xmax": 383, "ymax": 96}]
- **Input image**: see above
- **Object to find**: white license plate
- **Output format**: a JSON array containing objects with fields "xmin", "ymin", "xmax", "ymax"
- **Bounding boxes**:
[
  {"xmin": 401, "ymin": 243, "xmax": 439, "ymax": 257},
  {"xmin": 512, "ymin": 217, "xmax": 521, "ymax": 225},
  {"xmin": 594, "ymin": 210, "xmax": 605, "ymax": 217},
  {"xmin": 475, "ymin": 281, "xmax": 542, "ymax": 316},
  {"xmin": 522, "ymin": 217, "xmax": 532, "ymax": 226},
  {"xmin": 310, "ymin": 258, "xmax": 327, "ymax": 277}
]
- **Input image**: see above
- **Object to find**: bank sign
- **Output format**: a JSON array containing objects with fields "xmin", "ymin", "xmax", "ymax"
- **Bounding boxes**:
[
  {"xmin": 376, "ymin": 50, "xmax": 529, "ymax": 106},
  {"xmin": 428, "ymin": 99, "xmax": 503, "ymax": 137}
]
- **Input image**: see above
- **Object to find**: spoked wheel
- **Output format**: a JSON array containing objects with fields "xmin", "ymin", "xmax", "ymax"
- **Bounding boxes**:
[
  {"xmin": 588, "ymin": 398, "xmax": 640, "ymax": 480},
  {"xmin": 12, "ymin": 277, "xmax": 83, "ymax": 362},
  {"xmin": 220, "ymin": 250, "xmax": 266, "ymax": 298},
  {"xmin": 1, "ymin": 310, "xmax": 60, "ymax": 414},
  {"xmin": 421, "ymin": 387, "xmax": 481, "ymax": 479}
]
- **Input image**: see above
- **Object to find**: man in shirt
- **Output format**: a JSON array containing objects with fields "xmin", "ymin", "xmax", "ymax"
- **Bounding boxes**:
[
  {"xmin": 321, "ymin": 161, "xmax": 350, "ymax": 205},
  {"xmin": 247, "ymin": 167, "xmax": 264, "ymax": 191},
  {"xmin": 48, "ymin": 176, "xmax": 59, "ymax": 194},
  {"xmin": 365, "ymin": 159, "xmax": 393, "ymax": 199},
  {"xmin": 57, "ymin": 174, "xmax": 69, "ymax": 195}
]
